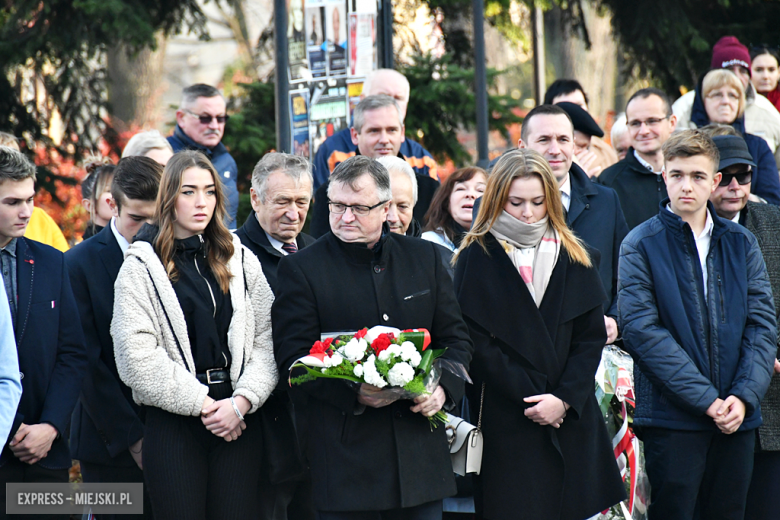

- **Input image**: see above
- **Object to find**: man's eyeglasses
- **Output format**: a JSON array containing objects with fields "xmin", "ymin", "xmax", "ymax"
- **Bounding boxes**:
[
  {"xmin": 184, "ymin": 109, "xmax": 229, "ymax": 124},
  {"xmin": 328, "ymin": 200, "xmax": 388, "ymax": 216},
  {"xmin": 719, "ymin": 169, "xmax": 752, "ymax": 187},
  {"xmin": 627, "ymin": 116, "xmax": 671, "ymax": 129}
]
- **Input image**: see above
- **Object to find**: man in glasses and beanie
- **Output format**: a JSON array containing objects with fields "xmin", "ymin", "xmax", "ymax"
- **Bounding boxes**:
[
  {"xmin": 168, "ymin": 83, "xmax": 239, "ymax": 228},
  {"xmin": 708, "ymin": 133, "xmax": 780, "ymax": 519}
]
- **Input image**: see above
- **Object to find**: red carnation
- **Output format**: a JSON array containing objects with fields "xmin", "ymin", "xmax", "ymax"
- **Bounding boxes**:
[
  {"xmin": 310, "ymin": 337, "xmax": 334, "ymax": 356},
  {"xmin": 371, "ymin": 333, "xmax": 393, "ymax": 355},
  {"xmin": 355, "ymin": 328, "xmax": 368, "ymax": 340}
]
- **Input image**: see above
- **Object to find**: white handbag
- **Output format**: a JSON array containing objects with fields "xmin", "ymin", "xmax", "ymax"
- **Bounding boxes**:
[{"xmin": 445, "ymin": 383, "xmax": 485, "ymax": 476}]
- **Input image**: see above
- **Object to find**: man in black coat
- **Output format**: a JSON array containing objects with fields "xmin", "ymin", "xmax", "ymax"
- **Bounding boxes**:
[
  {"xmin": 598, "ymin": 88, "xmax": 678, "ymax": 230},
  {"xmin": 66, "ymin": 156, "xmax": 160, "ymax": 519},
  {"xmin": 273, "ymin": 156, "xmax": 472, "ymax": 519},
  {"xmin": 236, "ymin": 152, "xmax": 315, "ymax": 520},
  {"xmin": 518, "ymin": 104, "xmax": 628, "ymax": 345},
  {"xmin": 0, "ymin": 148, "xmax": 88, "ymax": 518}
]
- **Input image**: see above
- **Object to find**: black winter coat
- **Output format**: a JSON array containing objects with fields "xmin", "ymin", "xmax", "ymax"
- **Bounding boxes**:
[
  {"xmin": 273, "ymin": 231, "xmax": 473, "ymax": 511},
  {"xmin": 597, "ymin": 148, "xmax": 668, "ymax": 230},
  {"xmin": 455, "ymin": 234, "xmax": 625, "ymax": 520}
]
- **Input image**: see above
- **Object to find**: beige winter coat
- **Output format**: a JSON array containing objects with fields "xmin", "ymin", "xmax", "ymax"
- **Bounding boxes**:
[{"xmin": 111, "ymin": 233, "xmax": 278, "ymax": 417}]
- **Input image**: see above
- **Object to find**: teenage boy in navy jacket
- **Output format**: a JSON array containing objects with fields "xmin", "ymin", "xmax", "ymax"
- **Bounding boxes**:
[
  {"xmin": 619, "ymin": 129, "xmax": 777, "ymax": 520},
  {"xmin": 66, "ymin": 156, "xmax": 161, "ymax": 520},
  {"xmin": 0, "ymin": 147, "xmax": 88, "ymax": 518}
]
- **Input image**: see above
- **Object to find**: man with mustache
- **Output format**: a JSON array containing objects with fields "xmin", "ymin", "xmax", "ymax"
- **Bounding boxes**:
[{"xmin": 168, "ymin": 84, "xmax": 239, "ymax": 229}]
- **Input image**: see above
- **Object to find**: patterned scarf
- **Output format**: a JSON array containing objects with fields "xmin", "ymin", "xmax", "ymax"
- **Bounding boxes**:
[{"xmin": 489, "ymin": 212, "xmax": 560, "ymax": 307}]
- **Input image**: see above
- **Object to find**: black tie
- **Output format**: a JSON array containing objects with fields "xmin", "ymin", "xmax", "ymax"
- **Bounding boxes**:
[{"xmin": 281, "ymin": 242, "xmax": 298, "ymax": 255}]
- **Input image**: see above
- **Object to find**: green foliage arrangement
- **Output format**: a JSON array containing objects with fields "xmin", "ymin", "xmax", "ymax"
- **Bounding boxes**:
[
  {"xmin": 598, "ymin": 0, "xmax": 780, "ymax": 93},
  {"xmin": 399, "ymin": 50, "xmax": 523, "ymax": 166}
]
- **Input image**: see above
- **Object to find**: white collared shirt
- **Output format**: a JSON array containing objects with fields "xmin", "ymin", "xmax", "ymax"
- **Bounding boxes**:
[
  {"xmin": 560, "ymin": 174, "xmax": 572, "ymax": 211},
  {"xmin": 110, "ymin": 217, "xmax": 130, "ymax": 255},
  {"xmin": 634, "ymin": 150, "xmax": 663, "ymax": 175},
  {"xmin": 666, "ymin": 204, "xmax": 714, "ymax": 298},
  {"xmin": 731, "ymin": 211, "xmax": 741, "ymax": 223},
  {"xmin": 265, "ymin": 231, "xmax": 289, "ymax": 256}
]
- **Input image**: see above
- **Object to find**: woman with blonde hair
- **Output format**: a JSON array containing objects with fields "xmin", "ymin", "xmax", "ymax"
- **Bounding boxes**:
[
  {"xmin": 690, "ymin": 68, "xmax": 780, "ymax": 204},
  {"xmin": 111, "ymin": 150, "xmax": 277, "ymax": 519},
  {"xmin": 454, "ymin": 149, "xmax": 625, "ymax": 519}
]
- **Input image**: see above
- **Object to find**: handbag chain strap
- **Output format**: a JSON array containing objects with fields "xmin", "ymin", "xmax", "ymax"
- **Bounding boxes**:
[{"xmin": 477, "ymin": 382, "xmax": 485, "ymax": 430}]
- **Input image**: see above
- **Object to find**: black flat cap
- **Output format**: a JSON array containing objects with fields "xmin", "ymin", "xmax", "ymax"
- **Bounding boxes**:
[
  {"xmin": 555, "ymin": 101, "xmax": 604, "ymax": 138},
  {"xmin": 712, "ymin": 135, "xmax": 756, "ymax": 170}
]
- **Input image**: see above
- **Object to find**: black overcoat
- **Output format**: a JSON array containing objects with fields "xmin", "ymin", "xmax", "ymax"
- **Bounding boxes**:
[
  {"xmin": 454, "ymin": 234, "xmax": 625, "ymax": 520},
  {"xmin": 273, "ymin": 230, "xmax": 473, "ymax": 511}
]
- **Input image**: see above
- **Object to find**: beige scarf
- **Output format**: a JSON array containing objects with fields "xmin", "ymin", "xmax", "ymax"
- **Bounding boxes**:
[{"xmin": 489, "ymin": 212, "xmax": 560, "ymax": 307}]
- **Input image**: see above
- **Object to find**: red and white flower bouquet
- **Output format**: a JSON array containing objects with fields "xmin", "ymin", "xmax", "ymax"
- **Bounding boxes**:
[{"xmin": 289, "ymin": 326, "xmax": 467, "ymax": 426}]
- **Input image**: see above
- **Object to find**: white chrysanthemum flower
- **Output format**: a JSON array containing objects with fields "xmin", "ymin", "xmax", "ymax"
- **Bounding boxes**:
[
  {"xmin": 343, "ymin": 338, "xmax": 368, "ymax": 362},
  {"xmin": 387, "ymin": 362, "xmax": 415, "ymax": 387},
  {"xmin": 324, "ymin": 353, "xmax": 344, "ymax": 368},
  {"xmin": 378, "ymin": 350, "xmax": 391, "ymax": 362},
  {"xmin": 362, "ymin": 355, "xmax": 387, "ymax": 388},
  {"xmin": 408, "ymin": 351, "xmax": 422, "ymax": 368},
  {"xmin": 353, "ymin": 364, "xmax": 364, "ymax": 378},
  {"xmin": 386, "ymin": 344, "xmax": 402, "ymax": 358}
]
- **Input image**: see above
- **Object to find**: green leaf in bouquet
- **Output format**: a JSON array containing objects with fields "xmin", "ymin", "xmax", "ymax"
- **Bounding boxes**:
[
  {"xmin": 290, "ymin": 363, "xmax": 363, "ymax": 384},
  {"xmin": 417, "ymin": 349, "xmax": 446, "ymax": 375},
  {"xmin": 398, "ymin": 330, "xmax": 427, "ymax": 352}
]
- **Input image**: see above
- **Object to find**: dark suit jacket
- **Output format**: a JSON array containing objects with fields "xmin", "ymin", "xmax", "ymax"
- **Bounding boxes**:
[
  {"xmin": 66, "ymin": 225, "xmax": 143, "ymax": 466},
  {"xmin": 567, "ymin": 163, "xmax": 628, "ymax": 318},
  {"xmin": 273, "ymin": 231, "xmax": 473, "ymax": 511},
  {"xmin": 235, "ymin": 212, "xmax": 317, "ymax": 294},
  {"xmin": 1, "ymin": 238, "xmax": 88, "ymax": 470}
]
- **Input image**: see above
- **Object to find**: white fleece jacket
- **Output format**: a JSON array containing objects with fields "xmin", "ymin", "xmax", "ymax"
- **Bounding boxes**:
[{"xmin": 111, "ymin": 233, "xmax": 278, "ymax": 416}]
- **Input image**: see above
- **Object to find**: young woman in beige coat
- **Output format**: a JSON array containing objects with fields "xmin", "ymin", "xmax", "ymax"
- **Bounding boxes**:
[{"xmin": 111, "ymin": 151, "xmax": 277, "ymax": 520}]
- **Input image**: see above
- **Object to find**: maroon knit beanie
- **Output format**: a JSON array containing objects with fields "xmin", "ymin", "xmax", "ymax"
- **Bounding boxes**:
[{"xmin": 711, "ymin": 36, "xmax": 751, "ymax": 74}]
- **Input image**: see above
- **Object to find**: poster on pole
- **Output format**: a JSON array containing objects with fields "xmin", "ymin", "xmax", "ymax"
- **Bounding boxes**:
[
  {"xmin": 325, "ymin": 0, "xmax": 348, "ymax": 76},
  {"xmin": 309, "ymin": 79, "xmax": 349, "ymax": 157},
  {"xmin": 290, "ymin": 89, "xmax": 311, "ymax": 158},
  {"xmin": 346, "ymin": 80, "xmax": 364, "ymax": 126},
  {"xmin": 348, "ymin": 12, "xmax": 376, "ymax": 77},
  {"xmin": 305, "ymin": 0, "xmax": 327, "ymax": 77},
  {"xmin": 288, "ymin": 0, "xmax": 310, "ymax": 81}
]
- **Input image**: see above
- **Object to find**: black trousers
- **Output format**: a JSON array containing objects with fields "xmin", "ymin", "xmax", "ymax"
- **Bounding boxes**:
[
  {"xmin": 642, "ymin": 427, "xmax": 754, "ymax": 520},
  {"xmin": 80, "ymin": 460, "xmax": 153, "ymax": 520},
  {"xmin": 316, "ymin": 500, "xmax": 443, "ymax": 520},
  {"xmin": 142, "ymin": 383, "xmax": 262, "ymax": 520},
  {"xmin": 745, "ymin": 449, "xmax": 780, "ymax": 520},
  {"xmin": 0, "ymin": 456, "xmax": 69, "ymax": 520}
]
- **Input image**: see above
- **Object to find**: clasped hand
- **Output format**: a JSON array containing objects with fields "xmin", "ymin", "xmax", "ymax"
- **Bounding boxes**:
[
  {"xmin": 357, "ymin": 384, "xmax": 446, "ymax": 418},
  {"xmin": 201, "ymin": 395, "xmax": 250, "ymax": 442},
  {"xmin": 524, "ymin": 394, "xmax": 569, "ymax": 428},
  {"xmin": 9, "ymin": 423, "xmax": 58, "ymax": 464},
  {"xmin": 706, "ymin": 396, "xmax": 746, "ymax": 434}
]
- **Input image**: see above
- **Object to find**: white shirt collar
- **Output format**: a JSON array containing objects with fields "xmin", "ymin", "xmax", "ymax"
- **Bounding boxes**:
[
  {"xmin": 634, "ymin": 150, "xmax": 663, "ymax": 175},
  {"xmin": 731, "ymin": 211, "xmax": 741, "ymax": 223},
  {"xmin": 665, "ymin": 203, "xmax": 714, "ymax": 239},
  {"xmin": 265, "ymin": 231, "xmax": 289, "ymax": 255},
  {"xmin": 560, "ymin": 174, "xmax": 571, "ymax": 211},
  {"xmin": 110, "ymin": 217, "xmax": 130, "ymax": 255}
]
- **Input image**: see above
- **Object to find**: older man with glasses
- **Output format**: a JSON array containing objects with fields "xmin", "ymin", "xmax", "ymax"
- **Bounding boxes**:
[
  {"xmin": 273, "ymin": 155, "xmax": 473, "ymax": 520},
  {"xmin": 168, "ymin": 84, "xmax": 239, "ymax": 228}
]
